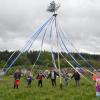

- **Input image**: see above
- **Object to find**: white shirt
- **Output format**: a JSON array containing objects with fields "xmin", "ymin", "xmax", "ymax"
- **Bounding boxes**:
[{"xmin": 51, "ymin": 72, "xmax": 55, "ymax": 79}]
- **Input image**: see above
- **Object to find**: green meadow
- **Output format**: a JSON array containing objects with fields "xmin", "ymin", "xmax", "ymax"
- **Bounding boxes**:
[{"xmin": 0, "ymin": 77, "xmax": 99, "ymax": 100}]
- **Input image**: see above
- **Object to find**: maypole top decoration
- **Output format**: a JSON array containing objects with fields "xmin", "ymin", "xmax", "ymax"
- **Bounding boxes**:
[{"xmin": 47, "ymin": 1, "xmax": 60, "ymax": 16}]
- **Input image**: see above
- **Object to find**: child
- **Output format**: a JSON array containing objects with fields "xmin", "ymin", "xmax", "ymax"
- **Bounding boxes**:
[
  {"xmin": 14, "ymin": 69, "xmax": 21, "ymax": 89},
  {"xmin": 36, "ymin": 71, "xmax": 45, "ymax": 87},
  {"xmin": 63, "ymin": 74, "xmax": 69, "ymax": 86},
  {"xmin": 27, "ymin": 71, "xmax": 33, "ymax": 87}
]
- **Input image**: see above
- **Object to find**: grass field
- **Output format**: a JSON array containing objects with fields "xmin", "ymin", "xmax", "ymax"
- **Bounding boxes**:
[{"xmin": 0, "ymin": 77, "xmax": 99, "ymax": 100}]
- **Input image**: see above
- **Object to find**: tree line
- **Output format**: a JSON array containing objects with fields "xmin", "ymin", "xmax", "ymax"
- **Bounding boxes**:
[{"xmin": 0, "ymin": 50, "xmax": 100, "ymax": 68}]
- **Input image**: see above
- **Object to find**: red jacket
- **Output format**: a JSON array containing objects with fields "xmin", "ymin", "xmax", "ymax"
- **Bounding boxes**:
[{"xmin": 36, "ymin": 73, "xmax": 44, "ymax": 80}]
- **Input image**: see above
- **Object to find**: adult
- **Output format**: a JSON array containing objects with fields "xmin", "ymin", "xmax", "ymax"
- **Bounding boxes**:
[
  {"xmin": 71, "ymin": 71, "xmax": 80, "ymax": 87},
  {"xmin": 48, "ymin": 70, "xmax": 59, "ymax": 87}
]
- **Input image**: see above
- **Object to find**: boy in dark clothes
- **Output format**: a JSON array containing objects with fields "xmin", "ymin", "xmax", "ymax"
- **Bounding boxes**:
[
  {"xmin": 14, "ymin": 69, "xmax": 21, "ymax": 89},
  {"xmin": 27, "ymin": 70, "xmax": 33, "ymax": 87},
  {"xmin": 71, "ymin": 71, "xmax": 80, "ymax": 87},
  {"xmin": 63, "ymin": 74, "xmax": 69, "ymax": 86},
  {"xmin": 36, "ymin": 72, "xmax": 45, "ymax": 87},
  {"xmin": 27, "ymin": 76, "xmax": 32, "ymax": 87}
]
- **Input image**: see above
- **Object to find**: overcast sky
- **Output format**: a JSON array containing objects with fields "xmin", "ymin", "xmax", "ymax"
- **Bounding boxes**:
[{"xmin": 0, "ymin": 0, "xmax": 100, "ymax": 54}]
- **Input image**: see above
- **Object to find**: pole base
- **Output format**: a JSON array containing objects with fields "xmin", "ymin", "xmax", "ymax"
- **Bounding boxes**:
[{"xmin": 60, "ymin": 83, "xmax": 63, "ymax": 89}]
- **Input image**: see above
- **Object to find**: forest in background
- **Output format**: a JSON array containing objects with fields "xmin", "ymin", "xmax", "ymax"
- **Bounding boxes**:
[{"xmin": 0, "ymin": 50, "xmax": 100, "ymax": 69}]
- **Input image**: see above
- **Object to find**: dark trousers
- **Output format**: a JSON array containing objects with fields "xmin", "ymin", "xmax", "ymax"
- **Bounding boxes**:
[
  {"xmin": 38, "ymin": 80, "xmax": 42, "ymax": 87},
  {"xmin": 75, "ymin": 80, "xmax": 80, "ymax": 87},
  {"xmin": 14, "ymin": 80, "xmax": 18, "ymax": 89},
  {"xmin": 27, "ymin": 80, "xmax": 32, "ymax": 87},
  {"xmin": 51, "ymin": 79, "xmax": 56, "ymax": 87}
]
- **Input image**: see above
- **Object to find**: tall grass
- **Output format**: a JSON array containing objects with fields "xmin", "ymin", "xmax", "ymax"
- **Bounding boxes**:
[{"xmin": 0, "ymin": 77, "xmax": 99, "ymax": 100}]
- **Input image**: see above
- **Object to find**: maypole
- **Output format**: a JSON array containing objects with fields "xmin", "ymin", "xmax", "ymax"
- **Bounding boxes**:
[
  {"xmin": 47, "ymin": 1, "xmax": 62, "ymax": 88},
  {"xmin": 55, "ymin": 19, "xmax": 62, "ymax": 88}
]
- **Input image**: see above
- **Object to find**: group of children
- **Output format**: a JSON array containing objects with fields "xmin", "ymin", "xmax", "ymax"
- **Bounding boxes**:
[
  {"xmin": 13, "ymin": 69, "xmax": 81, "ymax": 89},
  {"xmin": 14, "ymin": 69, "xmax": 33, "ymax": 88}
]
